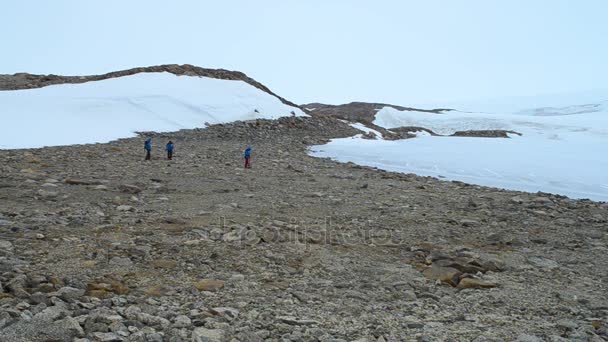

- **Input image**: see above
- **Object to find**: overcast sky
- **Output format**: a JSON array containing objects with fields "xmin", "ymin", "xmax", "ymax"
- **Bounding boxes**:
[{"xmin": 2, "ymin": 0, "xmax": 607, "ymax": 106}]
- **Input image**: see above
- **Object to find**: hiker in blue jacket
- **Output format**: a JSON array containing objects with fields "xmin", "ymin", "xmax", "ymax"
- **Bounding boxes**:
[
  {"xmin": 166, "ymin": 141, "xmax": 174, "ymax": 160},
  {"xmin": 144, "ymin": 138, "xmax": 152, "ymax": 161},
  {"xmin": 244, "ymin": 146, "xmax": 252, "ymax": 168}
]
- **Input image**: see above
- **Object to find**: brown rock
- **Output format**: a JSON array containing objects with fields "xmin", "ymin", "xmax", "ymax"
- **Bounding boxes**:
[
  {"xmin": 422, "ymin": 266, "xmax": 461, "ymax": 286},
  {"xmin": 457, "ymin": 278, "xmax": 497, "ymax": 289},
  {"xmin": 152, "ymin": 259, "xmax": 177, "ymax": 269},
  {"xmin": 145, "ymin": 286, "xmax": 164, "ymax": 297},
  {"xmin": 195, "ymin": 279, "xmax": 225, "ymax": 292}
]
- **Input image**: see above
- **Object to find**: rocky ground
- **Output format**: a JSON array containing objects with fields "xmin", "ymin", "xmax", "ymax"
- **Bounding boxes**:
[{"xmin": 0, "ymin": 116, "xmax": 607, "ymax": 341}]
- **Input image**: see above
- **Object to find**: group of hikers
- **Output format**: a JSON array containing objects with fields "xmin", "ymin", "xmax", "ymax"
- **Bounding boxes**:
[{"xmin": 144, "ymin": 138, "xmax": 252, "ymax": 168}]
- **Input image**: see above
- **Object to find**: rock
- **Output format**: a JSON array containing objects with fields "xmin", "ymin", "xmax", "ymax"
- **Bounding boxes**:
[
  {"xmin": 146, "ymin": 332, "xmax": 163, "ymax": 342},
  {"xmin": 65, "ymin": 178, "xmax": 98, "ymax": 185},
  {"xmin": 556, "ymin": 319, "xmax": 577, "ymax": 330},
  {"xmin": 192, "ymin": 327, "xmax": 225, "ymax": 342},
  {"xmin": 277, "ymin": 316, "xmax": 320, "ymax": 326},
  {"xmin": 37, "ymin": 189, "xmax": 59, "ymax": 199},
  {"xmin": 194, "ymin": 279, "xmax": 225, "ymax": 292},
  {"xmin": 486, "ymin": 232, "xmax": 521, "ymax": 246},
  {"xmin": 34, "ymin": 304, "xmax": 67, "ymax": 321},
  {"xmin": 56, "ymin": 316, "xmax": 85, "ymax": 338},
  {"xmin": 403, "ymin": 290, "xmax": 417, "ymax": 301},
  {"xmin": 16, "ymin": 301, "xmax": 30, "ymax": 310},
  {"xmin": 0, "ymin": 240, "xmax": 14, "ymax": 254},
  {"xmin": 460, "ymin": 219, "xmax": 479, "ymax": 227},
  {"xmin": 422, "ymin": 266, "xmax": 461, "ymax": 286},
  {"xmin": 124, "ymin": 305, "xmax": 142, "ymax": 320},
  {"xmin": 0, "ymin": 219, "xmax": 13, "ymax": 226},
  {"xmin": 511, "ymin": 196, "xmax": 525, "ymax": 204},
  {"xmin": 55, "ymin": 286, "xmax": 86, "ymax": 301},
  {"xmin": 7, "ymin": 274, "xmax": 30, "ymax": 298},
  {"xmin": 210, "ymin": 307, "xmax": 239, "ymax": 320},
  {"xmin": 163, "ymin": 217, "xmax": 187, "ymax": 224},
  {"xmin": 534, "ymin": 197, "xmax": 553, "ymax": 205},
  {"xmin": 95, "ymin": 185, "xmax": 109, "ymax": 190},
  {"xmin": 151, "ymin": 259, "xmax": 177, "ymax": 269},
  {"xmin": 109, "ymin": 257, "xmax": 133, "ymax": 267},
  {"xmin": 528, "ymin": 256, "xmax": 559, "ymax": 269},
  {"xmin": 88, "ymin": 309, "xmax": 124, "ymax": 325},
  {"xmin": 222, "ymin": 231, "xmax": 241, "ymax": 242},
  {"xmin": 457, "ymin": 278, "xmax": 497, "ymax": 289},
  {"xmin": 0, "ymin": 314, "xmax": 85, "ymax": 341},
  {"xmin": 515, "ymin": 334, "xmax": 543, "ymax": 342},
  {"xmin": 118, "ymin": 184, "xmax": 142, "ymax": 194},
  {"xmin": 433, "ymin": 258, "xmax": 485, "ymax": 274},
  {"xmin": 183, "ymin": 240, "xmax": 201, "ymax": 246},
  {"xmin": 173, "ymin": 314, "xmax": 192, "ymax": 327},
  {"xmin": 92, "ymin": 332, "xmax": 124, "ymax": 341},
  {"xmin": 116, "ymin": 205, "xmax": 134, "ymax": 212},
  {"xmin": 137, "ymin": 312, "xmax": 170, "ymax": 327},
  {"xmin": 230, "ymin": 274, "xmax": 245, "ymax": 282},
  {"xmin": 122, "ymin": 305, "xmax": 168, "ymax": 327}
]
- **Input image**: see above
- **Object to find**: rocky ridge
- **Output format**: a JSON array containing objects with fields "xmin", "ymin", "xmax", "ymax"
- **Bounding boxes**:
[{"xmin": 0, "ymin": 64, "xmax": 300, "ymax": 109}]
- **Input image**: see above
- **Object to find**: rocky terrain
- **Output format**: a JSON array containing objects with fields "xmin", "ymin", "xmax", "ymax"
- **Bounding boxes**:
[
  {"xmin": 303, "ymin": 103, "xmax": 518, "ymax": 140},
  {"xmin": 0, "ymin": 115, "xmax": 607, "ymax": 341},
  {"xmin": 303, "ymin": 103, "xmax": 449, "ymax": 124}
]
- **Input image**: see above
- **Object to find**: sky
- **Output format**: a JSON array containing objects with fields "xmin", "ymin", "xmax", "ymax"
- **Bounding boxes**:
[{"xmin": 2, "ymin": 0, "xmax": 607, "ymax": 106}]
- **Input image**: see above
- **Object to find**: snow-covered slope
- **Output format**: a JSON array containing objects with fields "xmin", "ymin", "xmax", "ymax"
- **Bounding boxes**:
[
  {"xmin": 373, "ymin": 103, "xmax": 608, "ymax": 136},
  {"xmin": 0, "ymin": 72, "xmax": 305, "ymax": 149},
  {"xmin": 311, "ymin": 97, "xmax": 608, "ymax": 201}
]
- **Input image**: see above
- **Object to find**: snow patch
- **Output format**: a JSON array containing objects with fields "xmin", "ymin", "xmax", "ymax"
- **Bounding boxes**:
[
  {"xmin": 0, "ymin": 72, "xmax": 305, "ymax": 149},
  {"xmin": 312, "ymin": 98, "xmax": 608, "ymax": 201}
]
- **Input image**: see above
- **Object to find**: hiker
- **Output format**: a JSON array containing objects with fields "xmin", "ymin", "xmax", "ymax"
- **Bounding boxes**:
[
  {"xmin": 144, "ymin": 138, "xmax": 152, "ymax": 161},
  {"xmin": 166, "ymin": 140, "xmax": 174, "ymax": 160},
  {"xmin": 244, "ymin": 146, "xmax": 252, "ymax": 168}
]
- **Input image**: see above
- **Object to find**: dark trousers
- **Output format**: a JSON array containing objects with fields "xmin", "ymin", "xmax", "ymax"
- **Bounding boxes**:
[
  {"xmin": 167, "ymin": 150, "xmax": 173, "ymax": 160},
  {"xmin": 244, "ymin": 157, "xmax": 251, "ymax": 168},
  {"xmin": 145, "ymin": 150, "xmax": 151, "ymax": 160}
]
